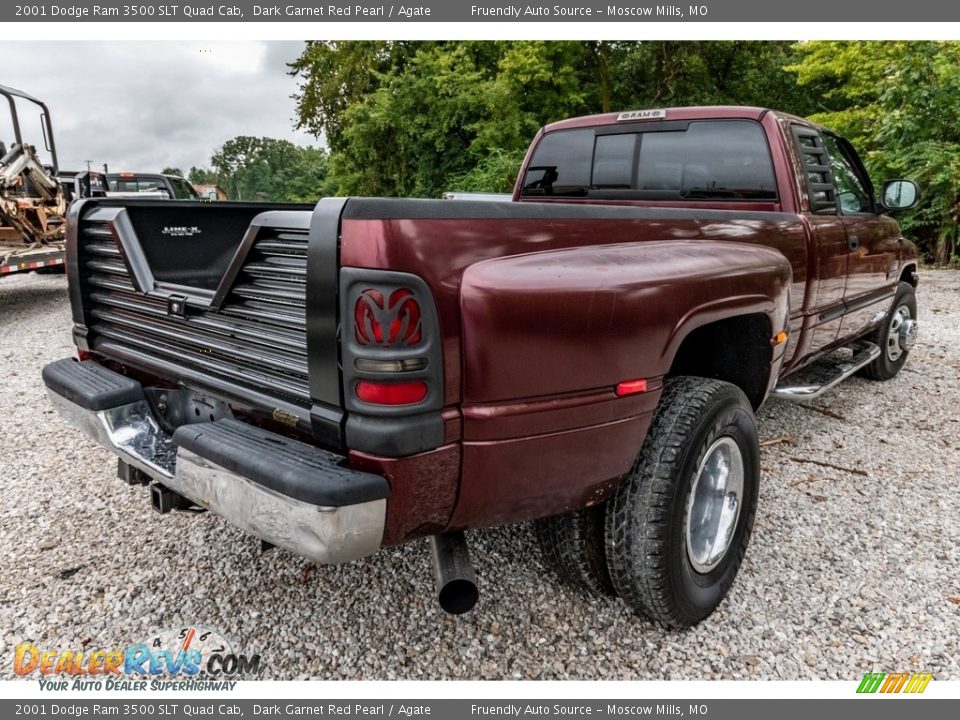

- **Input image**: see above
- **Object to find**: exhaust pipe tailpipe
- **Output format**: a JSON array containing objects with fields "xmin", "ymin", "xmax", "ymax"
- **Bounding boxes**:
[{"xmin": 430, "ymin": 531, "xmax": 479, "ymax": 615}]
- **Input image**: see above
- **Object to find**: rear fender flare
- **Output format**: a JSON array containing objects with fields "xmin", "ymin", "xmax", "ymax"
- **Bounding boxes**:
[{"xmin": 459, "ymin": 239, "xmax": 793, "ymax": 404}]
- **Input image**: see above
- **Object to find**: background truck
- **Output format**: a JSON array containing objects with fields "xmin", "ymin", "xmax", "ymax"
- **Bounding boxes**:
[
  {"xmin": 43, "ymin": 106, "xmax": 919, "ymax": 625},
  {"xmin": 1, "ymin": 84, "xmax": 104, "ymax": 276},
  {"xmin": 105, "ymin": 172, "xmax": 201, "ymax": 200}
]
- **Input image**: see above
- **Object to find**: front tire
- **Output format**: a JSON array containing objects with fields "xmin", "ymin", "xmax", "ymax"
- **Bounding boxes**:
[
  {"xmin": 860, "ymin": 281, "xmax": 917, "ymax": 381},
  {"xmin": 604, "ymin": 377, "xmax": 760, "ymax": 628}
]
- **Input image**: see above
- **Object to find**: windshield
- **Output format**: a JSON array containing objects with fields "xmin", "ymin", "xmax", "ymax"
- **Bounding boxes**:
[{"xmin": 521, "ymin": 119, "xmax": 778, "ymax": 201}]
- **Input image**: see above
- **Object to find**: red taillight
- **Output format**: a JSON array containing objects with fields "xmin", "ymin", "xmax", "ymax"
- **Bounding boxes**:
[
  {"xmin": 615, "ymin": 378, "xmax": 648, "ymax": 396},
  {"xmin": 355, "ymin": 288, "xmax": 422, "ymax": 346},
  {"xmin": 356, "ymin": 380, "xmax": 428, "ymax": 406},
  {"xmin": 77, "ymin": 349, "xmax": 91, "ymax": 362}
]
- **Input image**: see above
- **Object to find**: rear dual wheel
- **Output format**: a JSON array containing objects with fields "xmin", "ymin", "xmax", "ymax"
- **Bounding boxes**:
[
  {"xmin": 534, "ymin": 504, "xmax": 614, "ymax": 597},
  {"xmin": 536, "ymin": 376, "xmax": 760, "ymax": 627}
]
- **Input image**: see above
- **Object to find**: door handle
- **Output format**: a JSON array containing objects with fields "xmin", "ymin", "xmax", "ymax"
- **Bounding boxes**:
[{"xmin": 848, "ymin": 235, "xmax": 860, "ymax": 251}]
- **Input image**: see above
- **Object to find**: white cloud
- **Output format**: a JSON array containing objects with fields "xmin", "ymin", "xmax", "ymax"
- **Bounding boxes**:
[{"xmin": 0, "ymin": 41, "xmax": 317, "ymax": 175}]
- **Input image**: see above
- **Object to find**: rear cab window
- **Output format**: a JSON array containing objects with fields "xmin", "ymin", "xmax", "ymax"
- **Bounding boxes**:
[
  {"xmin": 108, "ymin": 176, "xmax": 164, "ymax": 192},
  {"xmin": 520, "ymin": 119, "xmax": 778, "ymax": 202},
  {"xmin": 106, "ymin": 175, "xmax": 199, "ymax": 199}
]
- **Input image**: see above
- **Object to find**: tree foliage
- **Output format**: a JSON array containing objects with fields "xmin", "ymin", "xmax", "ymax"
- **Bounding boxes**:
[
  {"xmin": 290, "ymin": 41, "xmax": 811, "ymax": 198},
  {"xmin": 285, "ymin": 40, "xmax": 959, "ymax": 260},
  {"xmin": 191, "ymin": 136, "xmax": 332, "ymax": 202},
  {"xmin": 187, "ymin": 167, "xmax": 218, "ymax": 185},
  {"xmin": 788, "ymin": 41, "xmax": 960, "ymax": 261}
]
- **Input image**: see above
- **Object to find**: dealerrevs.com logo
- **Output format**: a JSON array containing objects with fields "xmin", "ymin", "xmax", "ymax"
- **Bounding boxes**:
[{"xmin": 14, "ymin": 625, "xmax": 261, "ymax": 691}]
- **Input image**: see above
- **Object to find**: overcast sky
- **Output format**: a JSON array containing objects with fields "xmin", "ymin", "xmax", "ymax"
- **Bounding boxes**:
[{"xmin": 0, "ymin": 42, "xmax": 316, "ymax": 174}]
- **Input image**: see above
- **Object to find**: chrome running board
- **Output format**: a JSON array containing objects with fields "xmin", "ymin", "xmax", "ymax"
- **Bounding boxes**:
[{"xmin": 770, "ymin": 342, "xmax": 881, "ymax": 402}]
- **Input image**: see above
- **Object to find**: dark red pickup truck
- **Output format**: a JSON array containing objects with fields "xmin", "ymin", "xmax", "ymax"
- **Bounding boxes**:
[{"xmin": 43, "ymin": 106, "xmax": 919, "ymax": 626}]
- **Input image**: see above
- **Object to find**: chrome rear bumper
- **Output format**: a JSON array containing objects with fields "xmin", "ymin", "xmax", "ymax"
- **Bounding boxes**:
[{"xmin": 43, "ymin": 360, "xmax": 386, "ymax": 564}]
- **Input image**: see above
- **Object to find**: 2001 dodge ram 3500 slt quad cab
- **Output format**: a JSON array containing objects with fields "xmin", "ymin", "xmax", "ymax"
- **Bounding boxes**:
[{"xmin": 43, "ymin": 107, "xmax": 920, "ymax": 625}]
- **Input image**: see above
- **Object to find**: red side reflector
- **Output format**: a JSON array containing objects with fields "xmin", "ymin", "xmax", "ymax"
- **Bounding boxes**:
[
  {"xmin": 615, "ymin": 379, "xmax": 648, "ymax": 397},
  {"xmin": 77, "ymin": 349, "xmax": 91, "ymax": 362},
  {"xmin": 356, "ymin": 380, "xmax": 428, "ymax": 406}
]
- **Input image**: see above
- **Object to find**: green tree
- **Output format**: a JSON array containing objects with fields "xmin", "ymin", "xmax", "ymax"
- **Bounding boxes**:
[
  {"xmin": 290, "ymin": 41, "xmax": 810, "ymax": 198},
  {"xmin": 608, "ymin": 41, "xmax": 814, "ymax": 113},
  {"xmin": 788, "ymin": 41, "xmax": 960, "ymax": 262},
  {"xmin": 187, "ymin": 166, "xmax": 218, "ymax": 185},
  {"xmin": 209, "ymin": 136, "xmax": 332, "ymax": 202},
  {"xmin": 160, "ymin": 166, "xmax": 183, "ymax": 177}
]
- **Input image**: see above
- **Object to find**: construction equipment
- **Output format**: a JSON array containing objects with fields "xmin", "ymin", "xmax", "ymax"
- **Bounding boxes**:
[{"xmin": 1, "ymin": 83, "xmax": 104, "ymax": 276}]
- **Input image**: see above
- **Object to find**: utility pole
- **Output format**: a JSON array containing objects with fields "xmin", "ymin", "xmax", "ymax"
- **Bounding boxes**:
[
  {"xmin": 85, "ymin": 160, "xmax": 91, "ymax": 171},
  {"xmin": 102, "ymin": 163, "xmax": 109, "ymax": 174}
]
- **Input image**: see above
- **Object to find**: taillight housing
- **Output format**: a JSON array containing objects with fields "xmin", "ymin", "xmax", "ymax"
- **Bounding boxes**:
[{"xmin": 340, "ymin": 268, "xmax": 442, "ymax": 413}]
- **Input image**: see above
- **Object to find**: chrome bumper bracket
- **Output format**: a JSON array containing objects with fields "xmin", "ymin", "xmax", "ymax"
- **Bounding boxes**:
[{"xmin": 43, "ymin": 360, "xmax": 386, "ymax": 564}]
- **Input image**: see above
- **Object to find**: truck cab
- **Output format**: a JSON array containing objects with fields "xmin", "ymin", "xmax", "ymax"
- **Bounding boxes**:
[{"xmin": 106, "ymin": 172, "xmax": 200, "ymax": 200}]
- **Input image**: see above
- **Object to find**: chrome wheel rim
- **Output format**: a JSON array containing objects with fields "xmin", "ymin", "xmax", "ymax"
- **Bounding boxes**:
[
  {"xmin": 886, "ymin": 305, "xmax": 912, "ymax": 362},
  {"xmin": 685, "ymin": 436, "xmax": 744, "ymax": 574}
]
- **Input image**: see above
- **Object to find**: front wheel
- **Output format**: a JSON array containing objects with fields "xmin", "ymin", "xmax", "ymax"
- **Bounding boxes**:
[
  {"xmin": 604, "ymin": 377, "xmax": 760, "ymax": 628},
  {"xmin": 860, "ymin": 281, "xmax": 918, "ymax": 381}
]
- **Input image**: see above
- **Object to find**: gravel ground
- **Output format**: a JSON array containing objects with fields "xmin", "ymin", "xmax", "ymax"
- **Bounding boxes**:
[{"xmin": 1, "ymin": 269, "xmax": 958, "ymax": 681}]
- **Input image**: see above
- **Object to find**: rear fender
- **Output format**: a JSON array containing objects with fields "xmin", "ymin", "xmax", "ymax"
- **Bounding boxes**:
[{"xmin": 460, "ymin": 239, "xmax": 793, "ymax": 406}]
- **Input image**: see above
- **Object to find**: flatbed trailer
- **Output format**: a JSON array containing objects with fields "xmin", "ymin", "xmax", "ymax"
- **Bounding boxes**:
[{"xmin": 0, "ymin": 228, "xmax": 65, "ymax": 275}]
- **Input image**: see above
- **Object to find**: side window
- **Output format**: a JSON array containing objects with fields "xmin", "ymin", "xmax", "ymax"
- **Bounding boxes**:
[
  {"xmin": 170, "ymin": 178, "xmax": 198, "ymax": 200},
  {"xmin": 822, "ymin": 134, "xmax": 872, "ymax": 214}
]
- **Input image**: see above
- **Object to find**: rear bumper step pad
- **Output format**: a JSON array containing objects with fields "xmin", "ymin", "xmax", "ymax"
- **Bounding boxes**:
[
  {"xmin": 42, "ymin": 358, "xmax": 143, "ymax": 411},
  {"xmin": 173, "ymin": 419, "xmax": 387, "ymax": 508}
]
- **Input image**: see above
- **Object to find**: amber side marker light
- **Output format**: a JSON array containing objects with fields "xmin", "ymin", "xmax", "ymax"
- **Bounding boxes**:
[
  {"xmin": 773, "ymin": 331, "xmax": 788, "ymax": 346},
  {"xmin": 615, "ymin": 379, "xmax": 648, "ymax": 397},
  {"xmin": 356, "ymin": 379, "xmax": 428, "ymax": 406}
]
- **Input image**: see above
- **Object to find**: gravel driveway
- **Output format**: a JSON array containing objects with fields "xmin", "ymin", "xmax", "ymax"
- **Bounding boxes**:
[{"xmin": 1, "ymin": 269, "xmax": 958, "ymax": 681}]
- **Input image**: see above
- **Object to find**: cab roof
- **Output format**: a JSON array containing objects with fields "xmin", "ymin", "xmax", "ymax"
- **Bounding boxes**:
[{"xmin": 541, "ymin": 106, "xmax": 821, "ymax": 133}]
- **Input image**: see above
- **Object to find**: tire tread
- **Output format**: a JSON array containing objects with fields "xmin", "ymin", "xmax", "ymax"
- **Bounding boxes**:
[
  {"xmin": 535, "ymin": 505, "xmax": 615, "ymax": 597},
  {"xmin": 604, "ymin": 376, "xmax": 755, "ymax": 627}
]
